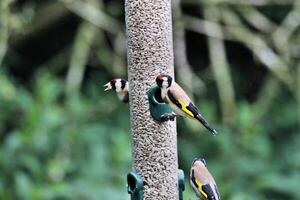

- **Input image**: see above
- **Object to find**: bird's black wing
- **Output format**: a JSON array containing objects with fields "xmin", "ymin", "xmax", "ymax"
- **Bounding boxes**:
[
  {"xmin": 167, "ymin": 90, "xmax": 182, "ymax": 108},
  {"xmin": 186, "ymin": 102, "xmax": 199, "ymax": 117},
  {"xmin": 191, "ymin": 170, "xmax": 199, "ymax": 188},
  {"xmin": 187, "ymin": 102, "xmax": 218, "ymax": 135},
  {"xmin": 168, "ymin": 90, "xmax": 217, "ymax": 135},
  {"xmin": 202, "ymin": 184, "xmax": 217, "ymax": 200}
]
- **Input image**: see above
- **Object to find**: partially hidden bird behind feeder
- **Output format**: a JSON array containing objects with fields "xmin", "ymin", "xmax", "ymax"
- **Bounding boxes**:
[
  {"xmin": 190, "ymin": 157, "xmax": 221, "ymax": 200},
  {"xmin": 104, "ymin": 79, "xmax": 129, "ymax": 103},
  {"xmin": 155, "ymin": 74, "xmax": 217, "ymax": 135}
]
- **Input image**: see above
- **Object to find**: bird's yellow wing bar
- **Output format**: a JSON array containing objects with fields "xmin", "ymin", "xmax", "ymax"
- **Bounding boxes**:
[
  {"xmin": 178, "ymin": 99, "xmax": 194, "ymax": 118},
  {"xmin": 195, "ymin": 179, "xmax": 208, "ymax": 199}
]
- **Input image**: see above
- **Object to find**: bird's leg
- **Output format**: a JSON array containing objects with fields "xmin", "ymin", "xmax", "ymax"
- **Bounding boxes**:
[{"xmin": 160, "ymin": 114, "xmax": 170, "ymax": 121}]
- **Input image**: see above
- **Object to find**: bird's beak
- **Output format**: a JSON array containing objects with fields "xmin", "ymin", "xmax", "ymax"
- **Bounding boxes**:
[{"xmin": 104, "ymin": 82, "xmax": 112, "ymax": 91}]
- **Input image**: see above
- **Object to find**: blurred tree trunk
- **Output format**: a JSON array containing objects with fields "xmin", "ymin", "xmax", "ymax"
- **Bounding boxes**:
[
  {"xmin": 65, "ymin": 22, "xmax": 97, "ymax": 94},
  {"xmin": 65, "ymin": 0, "xmax": 99, "ymax": 95},
  {"xmin": 173, "ymin": 0, "xmax": 205, "ymax": 97},
  {"xmin": 125, "ymin": 0, "xmax": 178, "ymax": 199},
  {"xmin": 204, "ymin": 6, "xmax": 236, "ymax": 125},
  {"xmin": 253, "ymin": 75, "xmax": 281, "ymax": 121}
]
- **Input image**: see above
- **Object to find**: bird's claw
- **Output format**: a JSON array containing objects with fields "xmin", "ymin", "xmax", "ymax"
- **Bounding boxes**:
[
  {"xmin": 169, "ymin": 113, "xmax": 177, "ymax": 121},
  {"xmin": 160, "ymin": 113, "xmax": 177, "ymax": 122}
]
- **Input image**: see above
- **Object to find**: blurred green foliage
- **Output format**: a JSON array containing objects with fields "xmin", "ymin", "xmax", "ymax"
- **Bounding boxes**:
[
  {"xmin": 0, "ymin": 0, "xmax": 299, "ymax": 200},
  {"xmin": 0, "ymin": 69, "xmax": 131, "ymax": 199}
]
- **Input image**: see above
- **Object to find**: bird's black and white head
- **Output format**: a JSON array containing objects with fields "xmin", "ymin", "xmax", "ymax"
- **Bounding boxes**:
[
  {"xmin": 156, "ymin": 74, "xmax": 172, "ymax": 89},
  {"xmin": 192, "ymin": 157, "xmax": 207, "ymax": 167},
  {"xmin": 104, "ymin": 78, "xmax": 128, "ymax": 93}
]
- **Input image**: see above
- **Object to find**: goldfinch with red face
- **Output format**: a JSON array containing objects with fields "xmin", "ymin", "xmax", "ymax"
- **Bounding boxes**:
[
  {"xmin": 155, "ymin": 74, "xmax": 217, "ymax": 135},
  {"xmin": 190, "ymin": 158, "xmax": 221, "ymax": 200},
  {"xmin": 104, "ymin": 79, "xmax": 129, "ymax": 103}
]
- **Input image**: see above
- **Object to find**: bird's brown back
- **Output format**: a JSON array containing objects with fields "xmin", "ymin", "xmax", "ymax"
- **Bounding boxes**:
[
  {"xmin": 169, "ymin": 82, "xmax": 192, "ymax": 105},
  {"xmin": 191, "ymin": 163, "xmax": 216, "ymax": 185}
]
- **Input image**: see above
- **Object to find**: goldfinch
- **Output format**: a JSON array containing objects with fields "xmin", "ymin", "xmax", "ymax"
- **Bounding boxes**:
[
  {"xmin": 104, "ymin": 78, "xmax": 129, "ymax": 103},
  {"xmin": 190, "ymin": 158, "xmax": 221, "ymax": 200},
  {"xmin": 155, "ymin": 74, "xmax": 217, "ymax": 135}
]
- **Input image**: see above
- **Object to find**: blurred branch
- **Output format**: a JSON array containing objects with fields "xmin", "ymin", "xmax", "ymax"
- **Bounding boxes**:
[
  {"xmin": 184, "ymin": 15, "xmax": 234, "ymax": 41},
  {"xmin": 182, "ymin": 0, "xmax": 296, "ymax": 6},
  {"xmin": 221, "ymin": 9, "xmax": 294, "ymax": 91},
  {"xmin": 65, "ymin": 22, "xmax": 97, "ymax": 94},
  {"xmin": 0, "ymin": 0, "xmax": 13, "ymax": 66},
  {"xmin": 61, "ymin": 0, "xmax": 121, "ymax": 35},
  {"xmin": 289, "ymin": 35, "xmax": 300, "ymax": 59},
  {"xmin": 185, "ymin": 11, "xmax": 295, "ymax": 91},
  {"xmin": 111, "ymin": 32, "xmax": 127, "ymax": 76},
  {"xmin": 173, "ymin": 0, "xmax": 205, "ymax": 97},
  {"xmin": 204, "ymin": 6, "xmax": 236, "ymax": 125},
  {"xmin": 253, "ymin": 75, "xmax": 281, "ymax": 121},
  {"xmin": 92, "ymin": 28, "xmax": 126, "ymax": 76},
  {"xmin": 272, "ymin": 3, "xmax": 300, "ymax": 57},
  {"xmin": 235, "ymin": 6, "xmax": 276, "ymax": 33}
]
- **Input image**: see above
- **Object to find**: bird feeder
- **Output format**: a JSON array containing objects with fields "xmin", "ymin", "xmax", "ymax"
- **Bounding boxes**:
[
  {"xmin": 127, "ymin": 170, "xmax": 185, "ymax": 200},
  {"xmin": 147, "ymin": 85, "xmax": 175, "ymax": 122},
  {"xmin": 127, "ymin": 172, "xmax": 144, "ymax": 200},
  {"xmin": 178, "ymin": 169, "xmax": 185, "ymax": 200}
]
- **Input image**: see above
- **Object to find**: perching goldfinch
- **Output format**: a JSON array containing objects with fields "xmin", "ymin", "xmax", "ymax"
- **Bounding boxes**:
[
  {"xmin": 190, "ymin": 158, "xmax": 221, "ymax": 200},
  {"xmin": 155, "ymin": 74, "xmax": 217, "ymax": 135},
  {"xmin": 104, "ymin": 79, "xmax": 129, "ymax": 103}
]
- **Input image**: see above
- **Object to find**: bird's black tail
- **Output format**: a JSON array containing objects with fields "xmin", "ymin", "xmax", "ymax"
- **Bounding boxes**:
[{"xmin": 195, "ymin": 114, "xmax": 218, "ymax": 136}]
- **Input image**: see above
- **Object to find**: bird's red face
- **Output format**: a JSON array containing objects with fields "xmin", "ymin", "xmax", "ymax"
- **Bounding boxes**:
[
  {"xmin": 156, "ymin": 74, "xmax": 172, "ymax": 89},
  {"xmin": 156, "ymin": 75, "xmax": 164, "ymax": 81}
]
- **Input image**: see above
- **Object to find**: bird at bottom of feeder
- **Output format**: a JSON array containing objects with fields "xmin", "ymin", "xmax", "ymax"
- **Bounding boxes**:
[
  {"xmin": 155, "ymin": 74, "xmax": 217, "ymax": 135},
  {"xmin": 190, "ymin": 157, "xmax": 221, "ymax": 200},
  {"xmin": 104, "ymin": 78, "xmax": 129, "ymax": 103}
]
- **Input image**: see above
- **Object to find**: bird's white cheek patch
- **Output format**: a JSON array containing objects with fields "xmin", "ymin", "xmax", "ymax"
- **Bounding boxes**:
[
  {"xmin": 115, "ymin": 80, "xmax": 122, "ymax": 92},
  {"xmin": 162, "ymin": 81, "xmax": 168, "ymax": 88}
]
